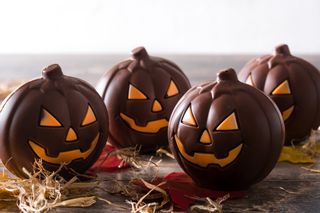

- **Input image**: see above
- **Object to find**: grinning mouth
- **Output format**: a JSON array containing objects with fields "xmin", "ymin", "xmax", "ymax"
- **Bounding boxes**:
[
  {"xmin": 29, "ymin": 133, "xmax": 100, "ymax": 164},
  {"xmin": 120, "ymin": 113, "xmax": 168, "ymax": 133},
  {"xmin": 174, "ymin": 135, "xmax": 242, "ymax": 167}
]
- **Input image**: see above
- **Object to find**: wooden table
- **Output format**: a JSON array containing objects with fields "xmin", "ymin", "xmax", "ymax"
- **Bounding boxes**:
[{"xmin": 0, "ymin": 54, "xmax": 319, "ymax": 212}]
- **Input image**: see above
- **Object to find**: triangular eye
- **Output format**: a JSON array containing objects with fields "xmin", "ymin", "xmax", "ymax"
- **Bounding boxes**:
[
  {"xmin": 166, "ymin": 80, "xmax": 179, "ymax": 97},
  {"xmin": 82, "ymin": 105, "xmax": 96, "ymax": 126},
  {"xmin": 282, "ymin": 106, "xmax": 294, "ymax": 121},
  {"xmin": 40, "ymin": 109, "xmax": 62, "ymax": 127},
  {"xmin": 216, "ymin": 112, "xmax": 239, "ymax": 131},
  {"xmin": 128, "ymin": 84, "xmax": 147, "ymax": 100},
  {"xmin": 245, "ymin": 74, "xmax": 255, "ymax": 87},
  {"xmin": 272, "ymin": 80, "xmax": 291, "ymax": 95},
  {"xmin": 182, "ymin": 106, "xmax": 197, "ymax": 127}
]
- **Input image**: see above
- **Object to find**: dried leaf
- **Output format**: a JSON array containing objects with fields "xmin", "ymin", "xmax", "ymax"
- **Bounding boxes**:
[
  {"xmin": 302, "ymin": 142, "xmax": 320, "ymax": 155},
  {"xmin": 279, "ymin": 130, "xmax": 320, "ymax": 164},
  {"xmin": 278, "ymin": 146, "xmax": 316, "ymax": 163},
  {"xmin": 132, "ymin": 172, "xmax": 245, "ymax": 211},
  {"xmin": 89, "ymin": 144, "xmax": 130, "ymax": 172}
]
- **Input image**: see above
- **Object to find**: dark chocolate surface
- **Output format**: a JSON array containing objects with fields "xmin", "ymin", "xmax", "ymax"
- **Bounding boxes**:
[
  {"xmin": 238, "ymin": 44, "xmax": 320, "ymax": 145},
  {"xmin": 168, "ymin": 69, "xmax": 285, "ymax": 190},
  {"xmin": 96, "ymin": 47, "xmax": 191, "ymax": 153},
  {"xmin": 0, "ymin": 64, "xmax": 108, "ymax": 178},
  {"xmin": 0, "ymin": 54, "xmax": 319, "ymax": 212}
]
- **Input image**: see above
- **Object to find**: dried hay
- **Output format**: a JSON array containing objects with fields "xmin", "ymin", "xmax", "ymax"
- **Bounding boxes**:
[
  {"xmin": 279, "ymin": 130, "xmax": 320, "ymax": 164},
  {"xmin": 0, "ymin": 145, "xmax": 230, "ymax": 212},
  {"xmin": 0, "ymin": 160, "xmax": 97, "ymax": 213},
  {"xmin": 189, "ymin": 194, "xmax": 230, "ymax": 213}
]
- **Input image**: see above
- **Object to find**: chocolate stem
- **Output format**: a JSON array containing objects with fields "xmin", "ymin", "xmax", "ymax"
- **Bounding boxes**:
[
  {"xmin": 275, "ymin": 44, "xmax": 291, "ymax": 56},
  {"xmin": 42, "ymin": 64, "xmax": 63, "ymax": 80},
  {"xmin": 131, "ymin": 47, "xmax": 150, "ymax": 60},
  {"xmin": 217, "ymin": 68, "xmax": 238, "ymax": 82}
]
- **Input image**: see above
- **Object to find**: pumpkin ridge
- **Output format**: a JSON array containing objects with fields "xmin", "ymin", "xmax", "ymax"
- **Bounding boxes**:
[
  {"xmin": 168, "ymin": 68, "xmax": 284, "ymax": 190},
  {"xmin": 0, "ymin": 64, "xmax": 108, "ymax": 179},
  {"xmin": 96, "ymin": 47, "xmax": 190, "ymax": 153}
]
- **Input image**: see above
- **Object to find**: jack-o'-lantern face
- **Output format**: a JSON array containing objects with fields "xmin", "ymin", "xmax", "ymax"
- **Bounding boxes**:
[
  {"xmin": 119, "ymin": 80, "xmax": 179, "ymax": 133},
  {"xmin": 175, "ymin": 106, "xmax": 243, "ymax": 167},
  {"xmin": 29, "ymin": 105, "xmax": 99, "ymax": 165},
  {"xmin": 239, "ymin": 44, "xmax": 320, "ymax": 145},
  {"xmin": 246, "ymin": 75, "xmax": 294, "ymax": 121},
  {"xmin": 168, "ymin": 69, "xmax": 284, "ymax": 190},
  {"xmin": 0, "ymin": 64, "xmax": 108, "ymax": 179},
  {"xmin": 96, "ymin": 47, "xmax": 191, "ymax": 152}
]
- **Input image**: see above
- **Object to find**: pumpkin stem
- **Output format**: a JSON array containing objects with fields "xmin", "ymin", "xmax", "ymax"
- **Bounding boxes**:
[
  {"xmin": 42, "ymin": 64, "xmax": 63, "ymax": 80},
  {"xmin": 131, "ymin": 47, "xmax": 150, "ymax": 60},
  {"xmin": 217, "ymin": 68, "xmax": 238, "ymax": 82},
  {"xmin": 131, "ymin": 47, "xmax": 152, "ymax": 70},
  {"xmin": 275, "ymin": 44, "xmax": 291, "ymax": 56}
]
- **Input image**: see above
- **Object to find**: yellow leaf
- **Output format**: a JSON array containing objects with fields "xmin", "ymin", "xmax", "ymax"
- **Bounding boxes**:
[
  {"xmin": 313, "ymin": 143, "xmax": 320, "ymax": 154},
  {"xmin": 278, "ymin": 146, "xmax": 316, "ymax": 164}
]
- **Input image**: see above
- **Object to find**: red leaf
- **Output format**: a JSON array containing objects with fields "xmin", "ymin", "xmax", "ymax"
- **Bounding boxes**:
[
  {"xmin": 89, "ymin": 144, "xmax": 130, "ymax": 172},
  {"xmin": 149, "ymin": 172, "xmax": 246, "ymax": 210}
]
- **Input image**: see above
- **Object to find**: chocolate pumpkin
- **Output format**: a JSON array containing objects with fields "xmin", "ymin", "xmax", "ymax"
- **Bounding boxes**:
[
  {"xmin": 168, "ymin": 69, "xmax": 284, "ymax": 190},
  {"xmin": 0, "ymin": 64, "xmax": 108, "ymax": 178},
  {"xmin": 238, "ymin": 44, "xmax": 320, "ymax": 145},
  {"xmin": 96, "ymin": 47, "xmax": 191, "ymax": 153}
]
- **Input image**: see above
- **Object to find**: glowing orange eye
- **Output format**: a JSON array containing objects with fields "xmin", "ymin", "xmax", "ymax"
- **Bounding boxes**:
[
  {"xmin": 245, "ymin": 74, "xmax": 255, "ymax": 87},
  {"xmin": 182, "ymin": 106, "xmax": 197, "ymax": 127},
  {"xmin": 166, "ymin": 80, "xmax": 179, "ymax": 97},
  {"xmin": 128, "ymin": 84, "xmax": 147, "ymax": 100},
  {"xmin": 82, "ymin": 105, "xmax": 96, "ymax": 126},
  {"xmin": 216, "ymin": 112, "xmax": 239, "ymax": 131},
  {"xmin": 272, "ymin": 80, "xmax": 291, "ymax": 95},
  {"xmin": 40, "ymin": 109, "xmax": 62, "ymax": 127},
  {"xmin": 282, "ymin": 106, "xmax": 294, "ymax": 121}
]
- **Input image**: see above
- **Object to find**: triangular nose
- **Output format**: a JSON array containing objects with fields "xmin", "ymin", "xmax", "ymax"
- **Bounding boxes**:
[
  {"xmin": 152, "ymin": 99, "xmax": 163, "ymax": 112},
  {"xmin": 66, "ymin": 128, "xmax": 78, "ymax": 142},
  {"xmin": 200, "ymin": 129, "xmax": 212, "ymax": 144}
]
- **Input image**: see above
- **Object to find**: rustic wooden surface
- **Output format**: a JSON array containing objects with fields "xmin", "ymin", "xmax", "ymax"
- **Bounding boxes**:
[{"xmin": 0, "ymin": 54, "xmax": 319, "ymax": 212}]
